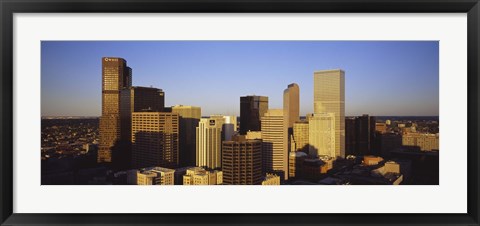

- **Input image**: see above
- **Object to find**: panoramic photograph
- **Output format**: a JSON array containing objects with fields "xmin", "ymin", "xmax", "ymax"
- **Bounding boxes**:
[{"xmin": 41, "ymin": 41, "xmax": 439, "ymax": 185}]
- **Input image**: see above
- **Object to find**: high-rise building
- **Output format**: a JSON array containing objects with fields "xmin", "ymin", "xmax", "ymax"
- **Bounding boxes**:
[
  {"xmin": 313, "ymin": 69, "xmax": 345, "ymax": 158},
  {"xmin": 196, "ymin": 117, "xmax": 225, "ymax": 169},
  {"xmin": 240, "ymin": 95, "xmax": 268, "ymax": 135},
  {"xmin": 137, "ymin": 167, "xmax": 175, "ymax": 185},
  {"xmin": 309, "ymin": 113, "xmax": 336, "ymax": 158},
  {"xmin": 222, "ymin": 135, "xmax": 263, "ymax": 185},
  {"xmin": 171, "ymin": 105, "xmax": 201, "ymax": 167},
  {"xmin": 345, "ymin": 115, "xmax": 377, "ymax": 156},
  {"xmin": 261, "ymin": 109, "xmax": 288, "ymax": 180},
  {"xmin": 356, "ymin": 114, "xmax": 376, "ymax": 155},
  {"xmin": 98, "ymin": 57, "xmax": 132, "ymax": 163},
  {"xmin": 288, "ymin": 151, "xmax": 307, "ymax": 179},
  {"xmin": 118, "ymin": 86, "xmax": 165, "ymax": 168},
  {"xmin": 284, "ymin": 83, "xmax": 299, "ymax": 155},
  {"xmin": 283, "ymin": 84, "xmax": 300, "ymax": 145},
  {"xmin": 293, "ymin": 120, "xmax": 309, "ymax": 153},
  {"xmin": 131, "ymin": 112, "xmax": 179, "ymax": 169}
]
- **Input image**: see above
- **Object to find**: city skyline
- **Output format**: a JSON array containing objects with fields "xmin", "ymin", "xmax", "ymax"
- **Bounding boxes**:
[{"xmin": 41, "ymin": 41, "xmax": 439, "ymax": 117}]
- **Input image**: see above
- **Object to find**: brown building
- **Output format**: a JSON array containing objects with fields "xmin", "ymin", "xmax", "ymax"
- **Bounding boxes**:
[
  {"xmin": 283, "ymin": 83, "xmax": 300, "ymax": 153},
  {"xmin": 98, "ymin": 57, "xmax": 132, "ymax": 163},
  {"xmin": 222, "ymin": 135, "xmax": 263, "ymax": 185},
  {"xmin": 293, "ymin": 120, "xmax": 309, "ymax": 153},
  {"xmin": 131, "ymin": 112, "xmax": 179, "ymax": 169},
  {"xmin": 240, "ymin": 95, "xmax": 268, "ymax": 135},
  {"xmin": 171, "ymin": 105, "xmax": 201, "ymax": 167}
]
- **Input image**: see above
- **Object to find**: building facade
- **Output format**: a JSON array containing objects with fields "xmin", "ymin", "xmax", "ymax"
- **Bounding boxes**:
[
  {"xmin": 222, "ymin": 136, "xmax": 263, "ymax": 185},
  {"xmin": 171, "ymin": 105, "xmax": 201, "ymax": 167},
  {"xmin": 309, "ymin": 113, "xmax": 336, "ymax": 158},
  {"xmin": 283, "ymin": 83, "xmax": 300, "ymax": 153},
  {"xmin": 240, "ymin": 95, "xmax": 268, "ymax": 134},
  {"xmin": 261, "ymin": 109, "xmax": 288, "ymax": 180},
  {"xmin": 182, "ymin": 167, "xmax": 223, "ymax": 185},
  {"xmin": 137, "ymin": 167, "xmax": 175, "ymax": 185},
  {"xmin": 313, "ymin": 69, "xmax": 345, "ymax": 158},
  {"xmin": 131, "ymin": 112, "xmax": 179, "ymax": 169},
  {"xmin": 98, "ymin": 57, "xmax": 132, "ymax": 163},
  {"xmin": 293, "ymin": 120, "xmax": 309, "ymax": 153},
  {"xmin": 196, "ymin": 117, "xmax": 225, "ymax": 169}
]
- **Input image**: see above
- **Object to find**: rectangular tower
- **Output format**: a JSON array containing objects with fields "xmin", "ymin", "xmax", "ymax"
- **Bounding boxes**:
[
  {"xmin": 131, "ymin": 112, "xmax": 179, "ymax": 169},
  {"xmin": 261, "ymin": 109, "xmax": 288, "ymax": 180},
  {"xmin": 240, "ymin": 95, "xmax": 268, "ymax": 134},
  {"xmin": 98, "ymin": 57, "xmax": 132, "ymax": 163},
  {"xmin": 222, "ymin": 135, "xmax": 263, "ymax": 185},
  {"xmin": 313, "ymin": 69, "xmax": 345, "ymax": 158},
  {"xmin": 196, "ymin": 117, "xmax": 225, "ymax": 169},
  {"xmin": 171, "ymin": 105, "xmax": 201, "ymax": 167}
]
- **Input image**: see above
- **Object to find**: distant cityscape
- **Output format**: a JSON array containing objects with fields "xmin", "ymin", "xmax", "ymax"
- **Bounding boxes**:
[{"xmin": 41, "ymin": 57, "xmax": 439, "ymax": 185}]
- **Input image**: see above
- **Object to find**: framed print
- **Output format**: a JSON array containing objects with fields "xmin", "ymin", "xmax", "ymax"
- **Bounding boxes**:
[{"xmin": 1, "ymin": 0, "xmax": 479, "ymax": 225}]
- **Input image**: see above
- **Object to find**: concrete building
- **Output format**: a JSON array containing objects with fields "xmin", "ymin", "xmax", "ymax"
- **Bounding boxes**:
[
  {"xmin": 293, "ymin": 120, "xmax": 309, "ymax": 153},
  {"xmin": 131, "ymin": 112, "xmax": 179, "ymax": 169},
  {"xmin": 172, "ymin": 105, "xmax": 201, "ymax": 167},
  {"xmin": 222, "ymin": 135, "xmax": 263, "ymax": 185},
  {"xmin": 402, "ymin": 133, "xmax": 439, "ymax": 151},
  {"xmin": 313, "ymin": 69, "xmax": 345, "ymax": 158},
  {"xmin": 262, "ymin": 173, "xmax": 281, "ymax": 185},
  {"xmin": 261, "ymin": 109, "xmax": 288, "ymax": 180},
  {"xmin": 309, "ymin": 113, "xmax": 336, "ymax": 158},
  {"xmin": 182, "ymin": 167, "xmax": 223, "ymax": 185},
  {"xmin": 137, "ymin": 167, "xmax": 175, "ymax": 185},
  {"xmin": 196, "ymin": 117, "xmax": 225, "ymax": 169},
  {"xmin": 98, "ymin": 57, "xmax": 132, "ymax": 163},
  {"xmin": 240, "ymin": 95, "xmax": 268, "ymax": 134}
]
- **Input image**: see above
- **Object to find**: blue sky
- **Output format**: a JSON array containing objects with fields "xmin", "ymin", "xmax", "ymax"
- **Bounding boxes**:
[{"xmin": 41, "ymin": 41, "xmax": 439, "ymax": 117}]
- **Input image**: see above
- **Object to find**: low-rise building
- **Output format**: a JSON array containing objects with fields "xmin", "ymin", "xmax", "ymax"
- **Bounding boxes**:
[{"xmin": 137, "ymin": 167, "xmax": 175, "ymax": 185}]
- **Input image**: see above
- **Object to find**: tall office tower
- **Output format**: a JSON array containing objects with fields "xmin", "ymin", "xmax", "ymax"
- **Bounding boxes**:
[
  {"xmin": 196, "ymin": 117, "xmax": 226, "ymax": 169},
  {"xmin": 131, "ymin": 112, "xmax": 179, "ymax": 169},
  {"xmin": 118, "ymin": 86, "xmax": 165, "ymax": 168},
  {"xmin": 355, "ymin": 114, "xmax": 376, "ymax": 155},
  {"xmin": 222, "ymin": 135, "xmax": 263, "ymax": 185},
  {"xmin": 240, "ymin": 95, "xmax": 269, "ymax": 134},
  {"xmin": 98, "ymin": 57, "xmax": 132, "ymax": 163},
  {"xmin": 283, "ymin": 83, "xmax": 300, "ymax": 154},
  {"xmin": 345, "ymin": 117, "xmax": 357, "ymax": 156},
  {"xmin": 309, "ymin": 113, "xmax": 336, "ymax": 158},
  {"xmin": 171, "ymin": 105, "xmax": 201, "ymax": 167},
  {"xmin": 293, "ymin": 120, "xmax": 309, "ymax": 153},
  {"xmin": 211, "ymin": 115, "xmax": 237, "ymax": 141},
  {"xmin": 261, "ymin": 109, "xmax": 288, "ymax": 180},
  {"xmin": 313, "ymin": 69, "xmax": 345, "ymax": 158}
]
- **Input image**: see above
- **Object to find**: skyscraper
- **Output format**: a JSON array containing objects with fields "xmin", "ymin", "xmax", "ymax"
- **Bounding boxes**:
[
  {"xmin": 283, "ymin": 83, "xmax": 300, "ymax": 154},
  {"xmin": 211, "ymin": 115, "xmax": 237, "ymax": 141},
  {"xmin": 240, "ymin": 95, "xmax": 268, "ymax": 134},
  {"xmin": 309, "ymin": 113, "xmax": 336, "ymax": 158},
  {"xmin": 313, "ymin": 69, "xmax": 345, "ymax": 158},
  {"xmin": 119, "ymin": 86, "xmax": 165, "ymax": 168},
  {"xmin": 171, "ymin": 105, "xmax": 201, "ymax": 167},
  {"xmin": 131, "ymin": 112, "xmax": 179, "ymax": 169},
  {"xmin": 98, "ymin": 57, "xmax": 132, "ymax": 163},
  {"xmin": 261, "ymin": 109, "xmax": 288, "ymax": 180},
  {"xmin": 222, "ymin": 135, "xmax": 263, "ymax": 185},
  {"xmin": 196, "ymin": 117, "xmax": 225, "ymax": 169}
]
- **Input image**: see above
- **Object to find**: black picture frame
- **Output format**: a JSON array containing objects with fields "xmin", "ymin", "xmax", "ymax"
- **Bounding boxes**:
[{"xmin": 1, "ymin": 0, "xmax": 479, "ymax": 225}]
